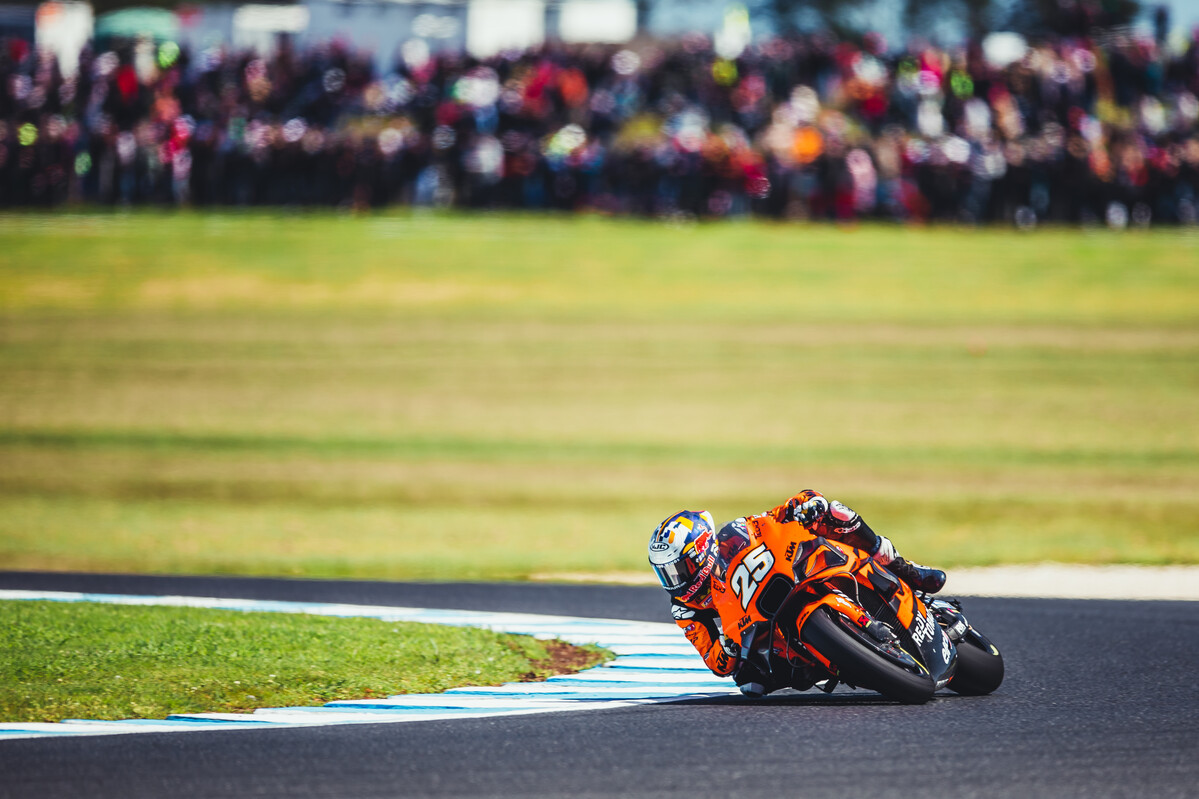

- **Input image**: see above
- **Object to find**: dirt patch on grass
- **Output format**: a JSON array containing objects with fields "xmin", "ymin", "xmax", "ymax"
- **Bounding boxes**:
[{"xmin": 520, "ymin": 640, "xmax": 611, "ymax": 682}]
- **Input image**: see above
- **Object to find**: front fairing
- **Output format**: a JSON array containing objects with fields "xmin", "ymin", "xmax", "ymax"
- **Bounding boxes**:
[{"xmin": 710, "ymin": 519, "xmax": 810, "ymax": 646}]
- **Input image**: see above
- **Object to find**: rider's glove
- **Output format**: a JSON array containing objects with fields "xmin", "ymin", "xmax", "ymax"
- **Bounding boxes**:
[
  {"xmin": 787, "ymin": 494, "xmax": 829, "ymax": 527},
  {"xmin": 718, "ymin": 636, "xmax": 741, "ymax": 676}
]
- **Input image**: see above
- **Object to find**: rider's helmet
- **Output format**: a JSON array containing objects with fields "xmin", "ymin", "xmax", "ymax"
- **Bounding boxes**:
[{"xmin": 648, "ymin": 510, "xmax": 717, "ymax": 604}]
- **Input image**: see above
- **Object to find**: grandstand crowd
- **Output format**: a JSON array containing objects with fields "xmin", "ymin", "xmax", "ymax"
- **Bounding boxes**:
[{"xmin": 2, "ymin": 27, "xmax": 1199, "ymax": 225}]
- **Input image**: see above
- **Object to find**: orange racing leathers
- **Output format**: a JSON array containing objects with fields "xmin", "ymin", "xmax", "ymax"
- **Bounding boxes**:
[{"xmin": 669, "ymin": 489, "xmax": 882, "ymax": 678}]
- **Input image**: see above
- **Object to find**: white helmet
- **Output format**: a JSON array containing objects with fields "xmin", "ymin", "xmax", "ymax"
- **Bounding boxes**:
[{"xmin": 648, "ymin": 510, "xmax": 717, "ymax": 602}]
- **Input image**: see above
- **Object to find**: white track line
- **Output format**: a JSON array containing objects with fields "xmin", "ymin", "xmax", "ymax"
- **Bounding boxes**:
[{"xmin": 0, "ymin": 590, "xmax": 737, "ymax": 741}]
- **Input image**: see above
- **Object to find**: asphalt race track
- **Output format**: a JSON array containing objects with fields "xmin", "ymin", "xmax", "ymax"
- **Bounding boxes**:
[{"xmin": 1, "ymin": 572, "xmax": 1196, "ymax": 799}]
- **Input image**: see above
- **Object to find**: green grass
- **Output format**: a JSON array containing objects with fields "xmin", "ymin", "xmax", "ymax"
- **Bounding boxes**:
[
  {"xmin": 0, "ymin": 600, "xmax": 608, "ymax": 723},
  {"xmin": 0, "ymin": 212, "xmax": 1197, "ymax": 577}
]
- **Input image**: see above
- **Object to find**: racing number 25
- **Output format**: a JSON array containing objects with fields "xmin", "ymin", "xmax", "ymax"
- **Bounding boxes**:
[{"xmin": 730, "ymin": 544, "xmax": 775, "ymax": 610}]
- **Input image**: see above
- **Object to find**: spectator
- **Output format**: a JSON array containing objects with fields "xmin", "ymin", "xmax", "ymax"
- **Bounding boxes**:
[{"xmin": 0, "ymin": 27, "xmax": 1197, "ymax": 226}]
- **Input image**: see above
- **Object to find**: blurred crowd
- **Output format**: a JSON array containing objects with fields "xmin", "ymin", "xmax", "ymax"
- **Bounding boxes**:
[{"xmin": 3, "ymin": 28, "xmax": 1199, "ymax": 225}]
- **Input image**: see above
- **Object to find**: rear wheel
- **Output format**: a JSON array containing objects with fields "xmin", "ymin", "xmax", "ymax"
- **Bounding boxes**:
[
  {"xmin": 947, "ymin": 633, "xmax": 1004, "ymax": 696},
  {"xmin": 800, "ymin": 609, "xmax": 935, "ymax": 705}
]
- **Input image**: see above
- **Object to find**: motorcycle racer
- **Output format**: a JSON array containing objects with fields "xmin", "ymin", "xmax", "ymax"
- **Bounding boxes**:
[{"xmin": 647, "ymin": 490, "xmax": 946, "ymax": 694}]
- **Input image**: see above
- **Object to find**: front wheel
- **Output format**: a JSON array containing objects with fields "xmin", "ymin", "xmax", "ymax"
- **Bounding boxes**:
[
  {"xmin": 800, "ymin": 609, "xmax": 935, "ymax": 705},
  {"xmin": 947, "ymin": 632, "xmax": 1004, "ymax": 696}
]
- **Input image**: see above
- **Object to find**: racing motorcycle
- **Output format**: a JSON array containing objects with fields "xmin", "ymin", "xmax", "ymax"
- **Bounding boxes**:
[{"xmin": 716, "ymin": 527, "xmax": 1004, "ymax": 704}]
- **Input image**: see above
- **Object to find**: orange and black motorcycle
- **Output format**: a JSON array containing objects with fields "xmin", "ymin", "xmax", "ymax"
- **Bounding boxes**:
[{"xmin": 711, "ymin": 519, "xmax": 1003, "ymax": 704}]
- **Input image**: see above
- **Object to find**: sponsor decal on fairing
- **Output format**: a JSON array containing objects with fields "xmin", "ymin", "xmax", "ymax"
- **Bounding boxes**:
[{"xmin": 911, "ymin": 608, "xmax": 935, "ymax": 645}]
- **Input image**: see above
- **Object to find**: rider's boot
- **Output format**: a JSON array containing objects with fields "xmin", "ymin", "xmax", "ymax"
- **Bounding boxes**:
[
  {"xmin": 871, "ymin": 535, "xmax": 946, "ymax": 594},
  {"xmin": 887, "ymin": 557, "xmax": 946, "ymax": 594}
]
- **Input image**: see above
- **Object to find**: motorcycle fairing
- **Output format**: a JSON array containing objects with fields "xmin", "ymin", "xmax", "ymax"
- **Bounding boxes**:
[{"xmin": 714, "ymin": 522, "xmax": 958, "ymax": 690}]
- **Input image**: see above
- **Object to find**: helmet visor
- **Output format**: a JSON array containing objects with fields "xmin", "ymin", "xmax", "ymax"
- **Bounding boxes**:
[{"xmin": 652, "ymin": 557, "xmax": 701, "ymax": 593}]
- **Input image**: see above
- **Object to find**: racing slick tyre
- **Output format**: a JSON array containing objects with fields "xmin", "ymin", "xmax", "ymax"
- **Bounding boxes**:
[
  {"xmin": 800, "ymin": 608, "xmax": 936, "ymax": 705},
  {"xmin": 946, "ymin": 634, "xmax": 1004, "ymax": 696}
]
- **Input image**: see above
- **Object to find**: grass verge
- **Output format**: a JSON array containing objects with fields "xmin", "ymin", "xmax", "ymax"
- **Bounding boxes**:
[
  {"xmin": 0, "ymin": 600, "xmax": 611, "ymax": 724},
  {"xmin": 1, "ymin": 213, "xmax": 1197, "ymax": 574}
]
